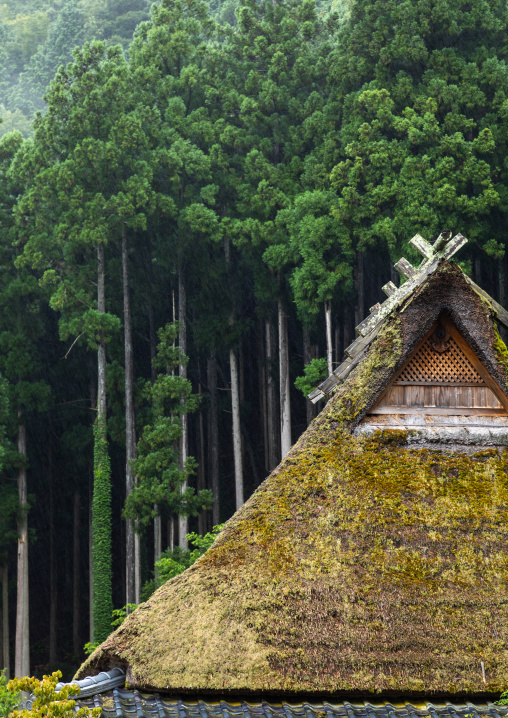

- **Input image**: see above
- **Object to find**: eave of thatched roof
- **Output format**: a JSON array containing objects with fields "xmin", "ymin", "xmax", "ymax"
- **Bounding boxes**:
[{"xmin": 77, "ymin": 261, "xmax": 508, "ymax": 699}]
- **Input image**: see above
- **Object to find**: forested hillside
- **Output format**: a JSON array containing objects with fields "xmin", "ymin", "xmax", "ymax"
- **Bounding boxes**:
[{"xmin": 1, "ymin": 0, "xmax": 508, "ymax": 683}]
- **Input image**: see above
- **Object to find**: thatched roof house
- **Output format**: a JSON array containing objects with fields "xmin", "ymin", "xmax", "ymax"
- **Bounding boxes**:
[{"xmin": 77, "ymin": 232, "xmax": 508, "ymax": 703}]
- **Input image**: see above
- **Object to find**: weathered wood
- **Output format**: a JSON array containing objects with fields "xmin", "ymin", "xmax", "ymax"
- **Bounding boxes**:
[
  {"xmin": 377, "ymin": 383, "xmax": 501, "ymax": 410},
  {"xmin": 333, "ymin": 358, "xmax": 353, "ymax": 380},
  {"xmin": 355, "ymin": 306, "xmax": 380, "ymax": 337},
  {"xmin": 369, "ymin": 302, "xmax": 381, "ymax": 313},
  {"xmin": 320, "ymin": 373, "xmax": 340, "ymax": 394},
  {"xmin": 395, "ymin": 381, "xmax": 487, "ymax": 387},
  {"xmin": 345, "ymin": 334, "xmax": 371, "ymax": 360},
  {"xmin": 441, "ymin": 316, "xmax": 508, "ymax": 412},
  {"xmin": 360, "ymin": 413, "xmax": 508, "ymax": 426},
  {"xmin": 359, "ymin": 255, "xmax": 440, "ymax": 339},
  {"xmin": 382, "ymin": 281, "xmax": 397, "ymax": 297},
  {"xmin": 394, "ymin": 257, "xmax": 416, "ymax": 279},
  {"xmin": 409, "ymin": 233, "xmax": 433, "ymax": 260},
  {"xmin": 309, "ymin": 387, "xmax": 325, "ymax": 404},
  {"xmin": 442, "ymin": 232, "xmax": 467, "ymax": 259},
  {"xmin": 433, "ymin": 230, "xmax": 453, "ymax": 252},
  {"xmin": 369, "ymin": 406, "xmax": 505, "ymax": 416}
]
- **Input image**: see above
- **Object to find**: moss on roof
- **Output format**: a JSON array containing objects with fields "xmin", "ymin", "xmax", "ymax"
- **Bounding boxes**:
[{"xmin": 77, "ymin": 263, "xmax": 508, "ymax": 699}]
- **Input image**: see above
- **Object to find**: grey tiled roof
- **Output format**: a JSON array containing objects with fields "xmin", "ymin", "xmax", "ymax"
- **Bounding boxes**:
[
  {"xmin": 75, "ymin": 689, "xmax": 508, "ymax": 718},
  {"xmin": 55, "ymin": 669, "xmax": 508, "ymax": 718}
]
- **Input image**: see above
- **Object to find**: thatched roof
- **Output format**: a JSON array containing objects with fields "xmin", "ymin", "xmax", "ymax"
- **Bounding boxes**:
[{"xmin": 77, "ymin": 257, "xmax": 508, "ymax": 700}]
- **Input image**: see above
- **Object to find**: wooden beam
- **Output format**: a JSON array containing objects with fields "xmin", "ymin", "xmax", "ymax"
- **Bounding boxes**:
[
  {"xmin": 382, "ymin": 281, "xmax": 397, "ymax": 297},
  {"xmin": 442, "ymin": 232, "xmax": 467, "ymax": 260},
  {"xmin": 433, "ymin": 230, "xmax": 453, "ymax": 252},
  {"xmin": 394, "ymin": 257, "xmax": 416, "ymax": 279},
  {"xmin": 369, "ymin": 406, "xmax": 506, "ymax": 416},
  {"xmin": 409, "ymin": 233, "xmax": 433, "ymax": 260},
  {"xmin": 309, "ymin": 388, "xmax": 325, "ymax": 404}
]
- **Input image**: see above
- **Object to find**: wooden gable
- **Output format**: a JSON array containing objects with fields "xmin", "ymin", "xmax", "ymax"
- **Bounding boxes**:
[{"xmin": 369, "ymin": 316, "xmax": 508, "ymax": 416}]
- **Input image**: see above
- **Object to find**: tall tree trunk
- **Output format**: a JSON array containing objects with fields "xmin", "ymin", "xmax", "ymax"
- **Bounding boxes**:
[
  {"xmin": 149, "ymin": 303, "xmax": 162, "ymax": 565},
  {"xmin": 265, "ymin": 319, "xmax": 278, "ymax": 470},
  {"xmin": 168, "ymin": 519, "xmax": 175, "ymax": 551},
  {"xmin": 343, "ymin": 312, "xmax": 352, "ymax": 356},
  {"xmin": 2, "ymin": 563, "xmax": 9, "ymax": 678},
  {"xmin": 354, "ymin": 251, "xmax": 365, "ymax": 327},
  {"xmin": 207, "ymin": 353, "xmax": 220, "ymax": 525},
  {"xmin": 474, "ymin": 257, "xmax": 482, "ymax": 286},
  {"xmin": 154, "ymin": 514, "xmax": 162, "ymax": 564},
  {"xmin": 49, "ymin": 447, "xmax": 56, "ymax": 666},
  {"xmin": 73, "ymin": 490, "xmax": 80, "ymax": 656},
  {"xmin": 278, "ymin": 300, "xmax": 291, "ymax": 459},
  {"xmin": 92, "ymin": 242, "xmax": 113, "ymax": 643},
  {"xmin": 122, "ymin": 230, "xmax": 138, "ymax": 605},
  {"xmin": 178, "ymin": 268, "xmax": 188, "ymax": 549},
  {"xmin": 230, "ymin": 348, "xmax": 244, "ymax": 509},
  {"xmin": 239, "ymin": 344, "xmax": 245, "ymax": 403},
  {"xmin": 499, "ymin": 261, "xmax": 506, "ymax": 307},
  {"xmin": 197, "ymin": 379, "xmax": 206, "ymax": 535},
  {"xmin": 499, "ymin": 262, "xmax": 508, "ymax": 344},
  {"xmin": 15, "ymin": 414, "xmax": 29, "ymax": 677},
  {"xmin": 324, "ymin": 300, "xmax": 333, "ymax": 375},
  {"xmin": 258, "ymin": 320, "xmax": 269, "ymax": 473},
  {"xmin": 88, "ymin": 477, "xmax": 93, "ymax": 643},
  {"xmin": 303, "ymin": 327, "xmax": 316, "ymax": 426}
]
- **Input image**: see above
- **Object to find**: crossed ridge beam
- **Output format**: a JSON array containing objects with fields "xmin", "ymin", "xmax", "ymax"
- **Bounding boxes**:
[{"xmin": 309, "ymin": 230, "xmax": 477, "ymax": 404}]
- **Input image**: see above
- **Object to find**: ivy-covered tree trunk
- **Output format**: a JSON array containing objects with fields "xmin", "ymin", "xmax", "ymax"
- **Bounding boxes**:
[
  {"xmin": 2, "ymin": 562, "xmax": 8, "ymax": 678},
  {"xmin": 123, "ymin": 229, "xmax": 138, "ymax": 605},
  {"xmin": 92, "ymin": 242, "xmax": 113, "ymax": 644},
  {"xmin": 15, "ymin": 415, "xmax": 29, "ymax": 677}
]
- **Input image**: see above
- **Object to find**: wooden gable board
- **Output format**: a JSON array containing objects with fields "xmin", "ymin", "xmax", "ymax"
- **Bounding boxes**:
[{"xmin": 367, "ymin": 316, "xmax": 508, "ymax": 416}]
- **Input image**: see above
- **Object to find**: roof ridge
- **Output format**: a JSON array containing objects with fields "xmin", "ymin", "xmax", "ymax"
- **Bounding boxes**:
[{"xmin": 309, "ymin": 230, "xmax": 475, "ymax": 403}]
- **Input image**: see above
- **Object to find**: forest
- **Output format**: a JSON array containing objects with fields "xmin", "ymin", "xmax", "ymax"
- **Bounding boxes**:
[{"xmin": 1, "ymin": 0, "xmax": 508, "ymax": 684}]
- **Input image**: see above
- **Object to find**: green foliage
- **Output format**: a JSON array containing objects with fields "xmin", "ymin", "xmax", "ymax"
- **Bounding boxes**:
[
  {"xmin": 0, "ymin": 669, "xmax": 19, "ymax": 718},
  {"xmin": 495, "ymin": 691, "xmax": 508, "ymax": 706},
  {"xmin": 92, "ymin": 414, "xmax": 113, "ymax": 644},
  {"xmin": 124, "ymin": 323, "xmax": 213, "ymax": 526},
  {"xmin": 84, "ymin": 602, "xmax": 138, "ymax": 653},
  {"xmin": 295, "ymin": 358, "xmax": 328, "ymax": 397},
  {"xmin": 111, "ymin": 603, "xmax": 138, "ymax": 628},
  {"xmin": 7, "ymin": 671, "xmax": 100, "ymax": 718},
  {"xmin": 141, "ymin": 525, "xmax": 224, "ymax": 600}
]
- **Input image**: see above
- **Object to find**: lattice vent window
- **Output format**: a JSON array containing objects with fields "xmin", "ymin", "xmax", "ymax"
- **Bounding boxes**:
[{"xmin": 397, "ymin": 335, "xmax": 483, "ymax": 384}]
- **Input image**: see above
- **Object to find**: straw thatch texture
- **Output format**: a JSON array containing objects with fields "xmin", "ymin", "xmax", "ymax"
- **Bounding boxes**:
[{"xmin": 77, "ymin": 263, "xmax": 508, "ymax": 699}]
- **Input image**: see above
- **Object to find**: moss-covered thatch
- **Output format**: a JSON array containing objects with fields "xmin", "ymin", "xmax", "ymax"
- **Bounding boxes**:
[{"xmin": 77, "ymin": 263, "xmax": 508, "ymax": 699}]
